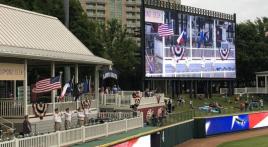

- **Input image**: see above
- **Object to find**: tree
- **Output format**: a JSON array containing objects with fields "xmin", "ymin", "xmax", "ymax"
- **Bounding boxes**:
[
  {"xmin": 96, "ymin": 19, "xmax": 140, "ymax": 89},
  {"xmin": 236, "ymin": 17, "xmax": 268, "ymax": 86}
]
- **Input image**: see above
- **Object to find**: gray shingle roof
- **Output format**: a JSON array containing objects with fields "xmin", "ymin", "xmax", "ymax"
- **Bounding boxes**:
[{"xmin": 0, "ymin": 4, "xmax": 112, "ymax": 65}]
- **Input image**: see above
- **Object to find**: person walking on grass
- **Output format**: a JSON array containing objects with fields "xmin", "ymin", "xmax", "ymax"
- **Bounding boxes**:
[
  {"xmin": 190, "ymin": 100, "xmax": 194, "ymax": 109},
  {"xmin": 260, "ymin": 98, "xmax": 264, "ymax": 109}
]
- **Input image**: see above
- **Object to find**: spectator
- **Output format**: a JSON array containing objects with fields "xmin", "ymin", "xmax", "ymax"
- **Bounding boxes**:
[
  {"xmin": 84, "ymin": 104, "xmax": 90, "ymax": 125},
  {"xmin": 54, "ymin": 108, "xmax": 62, "ymax": 131},
  {"xmin": 245, "ymin": 100, "xmax": 249, "ymax": 111},
  {"xmin": 181, "ymin": 97, "xmax": 185, "ymax": 107},
  {"xmin": 235, "ymin": 96, "xmax": 240, "ymax": 104},
  {"xmin": 77, "ymin": 107, "xmax": 85, "ymax": 126},
  {"xmin": 240, "ymin": 102, "xmax": 245, "ymax": 112},
  {"xmin": 145, "ymin": 88, "xmax": 150, "ymax": 97},
  {"xmin": 105, "ymin": 87, "xmax": 109, "ymax": 94},
  {"xmin": 177, "ymin": 97, "xmax": 182, "ymax": 106},
  {"xmin": 112, "ymin": 85, "xmax": 118, "ymax": 94},
  {"xmin": 190, "ymin": 100, "xmax": 193, "ymax": 109},
  {"xmin": 64, "ymin": 108, "xmax": 72, "ymax": 130},
  {"xmin": 260, "ymin": 98, "xmax": 264, "ymax": 109},
  {"xmin": 168, "ymin": 100, "xmax": 172, "ymax": 113},
  {"xmin": 23, "ymin": 115, "xmax": 31, "ymax": 136}
]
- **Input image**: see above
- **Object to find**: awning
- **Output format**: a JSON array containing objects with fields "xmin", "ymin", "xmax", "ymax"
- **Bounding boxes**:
[{"xmin": 0, "ymin": 4, "xmax": 112, "ymax": 65}]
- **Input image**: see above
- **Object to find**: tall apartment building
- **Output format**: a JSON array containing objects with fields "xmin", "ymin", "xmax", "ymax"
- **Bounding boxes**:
[
  {"xmin": 79, "ymin": 0, "xmax": 181, "ymax": 33},
  {"xmin": 79, "ymin": 0, "xmax": 181, "ymax": 45},
  {"xmin": 80, "ymin": 0, "xmax": 140, "ymax": 34}
]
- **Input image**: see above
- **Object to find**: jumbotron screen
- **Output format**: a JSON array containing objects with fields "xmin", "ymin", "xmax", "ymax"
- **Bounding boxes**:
[{"xmin": 144, "ymin": 8, "xmax": 236, "ymax": 78}]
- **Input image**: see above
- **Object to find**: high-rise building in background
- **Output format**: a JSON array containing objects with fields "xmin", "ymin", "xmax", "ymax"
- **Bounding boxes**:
[{"xmin": 79, "ymin": 0, "xmax": 181, "ymax": 44}]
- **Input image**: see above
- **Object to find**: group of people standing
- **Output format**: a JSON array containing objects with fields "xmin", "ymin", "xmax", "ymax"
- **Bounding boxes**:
[
  {"xmin": 54, "ymin": 105, "xmax": 91, "ymax": 131},
  {"xmin": 22, "ymin": 105, "xmax": 92, "ymax": 136}
]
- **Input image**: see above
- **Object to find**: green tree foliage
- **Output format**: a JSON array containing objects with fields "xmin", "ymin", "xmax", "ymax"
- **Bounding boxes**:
[
  {"xmin": 236, "ymin": 17, "xmax": 268, "ymax": 86},
  {"xmin": 0, "ymin": 0, "xmax": 140, "ymax": 89},
  {"xmin": 96, "ymin": 20, "xmax": 140, "ymax": 89}
]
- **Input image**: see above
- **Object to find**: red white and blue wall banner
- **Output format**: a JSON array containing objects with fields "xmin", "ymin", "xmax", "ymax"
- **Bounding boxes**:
[
  {"xmin": 113, "ymin": 135, "xmax": 151, "ymax": 147},
  {"xmin": 205, "ymin": 114, "xmax": 249, "ymax": 136},
  {"xmin": 249, "ymin": 112, "xmax": 268, "ymax": 129}
]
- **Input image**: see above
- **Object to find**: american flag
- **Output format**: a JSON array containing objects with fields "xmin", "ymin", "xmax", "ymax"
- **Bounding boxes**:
[
  {"xmin": 158, "ymin": 23, "xmax": 174, "ymax": 37},
  {"xmin": 32, "ymin": 76, "xmax": 61, "ymax": 93}
]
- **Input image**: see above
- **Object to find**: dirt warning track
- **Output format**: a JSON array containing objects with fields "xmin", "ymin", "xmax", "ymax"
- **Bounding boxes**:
[{"xmin": 176, "ymin": 128, "xmax": 268, "ymax": 147}]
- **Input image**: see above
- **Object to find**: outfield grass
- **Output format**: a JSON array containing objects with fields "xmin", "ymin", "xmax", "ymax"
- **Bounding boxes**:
[
  {"xmin": 218, "ymin": 135, "xmax": 268, "ymax": 147},
  {"xmin": 160, "ymin": 94, "xmax": 268, "ymax": 125},
  {"xmin": 172, "ymin": 94, "xmax": 268, "ymax": 114}
]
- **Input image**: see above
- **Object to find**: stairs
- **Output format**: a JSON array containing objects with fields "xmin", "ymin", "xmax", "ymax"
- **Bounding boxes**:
[{"xmin": 0, "ymin": 117, "xmax": 15, "ymax": 141}]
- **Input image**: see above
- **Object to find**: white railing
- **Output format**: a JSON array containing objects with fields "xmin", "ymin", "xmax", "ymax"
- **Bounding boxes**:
[
  {"xmin": 0, "ymin": 139, "xmax": 15, "ymax": 147},
  {"xmin": 219, "ymin": 88, "xmax": 228, "ymax": 94},
  {"xmin": 98, "ymin": 112, "xmax": 133, "ymax": 120},
  {"xmin": 0, "ymin": 100, "xmax": 24, "ymax": 117},
  {"xmin": 84, "ymin": 123, "xmax": 107, "ymax": 140},
  {"xmin": 17, "ymin": 132, "xmax": 58, "ymax": 147},
  {"xmin": 100, "ymin": 93, "xmax": 165, "ymax": 107},
  {"xmin": 131, "ymin": 96, "xmax": 165, "ymax": 106},
  {"xmin": 107, "ymin": 119, "xmax": 126, "ymax": 135},
  {"xmin": 0, "ymin": 114, "xmax": 143, "ymax": 147},
  {"xmin": 60, "ymin": 127, "xmax": 83, "ymax": 146},
  {"xmin": 234, "ymin": 88, "xmax": 247, "ymax": 94},
  {"xmin": 0, "ymin": 117, "xmax": 14, "ymax": 129},
  {"xmin": 234, "ymin": 87, "xmax": 268, "ymax": 94}
]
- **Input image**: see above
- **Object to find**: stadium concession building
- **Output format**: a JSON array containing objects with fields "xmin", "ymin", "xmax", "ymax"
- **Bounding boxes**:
[{"xmin": 0, "ymin": 4, "xmax": 111, "ymax": 129}]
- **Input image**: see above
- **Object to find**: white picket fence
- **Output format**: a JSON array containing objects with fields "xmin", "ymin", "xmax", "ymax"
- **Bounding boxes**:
[
  {"xmin": 0, "ymin": 114, "xmax": 143, "ymax": 147},
  {"xmin": 100, "ymin": 93, "xmax": 165, "ymax": 107},
  {"xmin": 234, "ymin": 87, "xmax": 267, "ymax": 94}
]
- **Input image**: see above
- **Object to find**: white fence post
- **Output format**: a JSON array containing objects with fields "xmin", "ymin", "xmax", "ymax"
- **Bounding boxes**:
[
  {"xmin": 104, "ymin": 95, "xmax": 107, "ymax": 106},
  {"xmin": 119, "ymin": 112, "xmax": 122, "ymax": 120},
  {"xmin": 106, "ymin": 122, "xmax": 109, "ymax": 136},
  {"xmin": 125, "ymin": 119, "xmax": 128, "ymax": 132},
  {"xmin": 118, "ymin": 95, "xmax": 121, "ymax": 107},
  {"xmin": 82, "ymin": 126, "xmax": 85, "ymax": 142},
  {"xmin": 15, "ymin": 138, "xmax": 19, "ymax": 147},
  {"xmin": 57, "ymin": 131, "xmax": 61, "ymax": 147}
]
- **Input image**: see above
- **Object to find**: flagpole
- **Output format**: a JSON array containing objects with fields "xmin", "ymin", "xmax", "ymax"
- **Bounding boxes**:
[{"xmin": 59, "ymin": 71, "xmax": 63, "ymax": 102}]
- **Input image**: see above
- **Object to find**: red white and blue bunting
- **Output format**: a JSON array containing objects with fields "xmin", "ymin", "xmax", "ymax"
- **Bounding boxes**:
[
  {"xmin": 171, "ymin": 45, "xmax": 185, "ymax": 60},
  {"xmin": 32, "ymin": 103, "xmax": 48, "ymax": 119},
  {"xmin": 81, "ymin": 99, "xmax": 91, "ymax": 109},
  {"xmin": 219, "ymin": 48, "xmax": 230, "ymax": 60}
]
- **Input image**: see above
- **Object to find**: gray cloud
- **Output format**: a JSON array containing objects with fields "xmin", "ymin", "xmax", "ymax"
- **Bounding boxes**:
[{"xmin": 181, "ymin": 0, "xmax": 268, "ymax": 22}]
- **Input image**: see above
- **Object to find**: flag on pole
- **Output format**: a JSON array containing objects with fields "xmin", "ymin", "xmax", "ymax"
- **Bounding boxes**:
[
  {"xmin": 158, "ymin": 23, "xmax": 174, "ymax": 37},
  {"xmin": 177, "ymin": 31, "xmax": 185, "ymax": 45},
  {"xmin": 32, "ymin": 76, "xmax": 61, "ymax": 93},
  {"xmin": 83, "ymin": 76, "xmax": 91, "ymax": 93},
  {"xmin": 60, "ymin": 83, "xmax": 71, "ymax": 99},
  {"xmin": 88, "ymin": 76, "xmax": 91, "ymax": 93}
]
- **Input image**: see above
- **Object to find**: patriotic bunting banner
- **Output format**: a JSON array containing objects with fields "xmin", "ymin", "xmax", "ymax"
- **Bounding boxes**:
[
  {"xmin": 32, "ymin": 103, "xmax": 48, "ymax": 119},
  {"xmin": 219, "ymin": 48, "xmax": 230, "ymax": 60}
]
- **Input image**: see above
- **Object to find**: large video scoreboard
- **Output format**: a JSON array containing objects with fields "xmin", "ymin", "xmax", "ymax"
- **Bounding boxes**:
[{"xmin": 143, "ymin": 1, "xmax": 236, "ymax": 79}]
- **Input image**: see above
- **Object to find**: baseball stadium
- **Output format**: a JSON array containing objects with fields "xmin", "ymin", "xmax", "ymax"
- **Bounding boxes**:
[{"xmin": 0, "ymin": 0, "xmax": 268, "ymax": 147}]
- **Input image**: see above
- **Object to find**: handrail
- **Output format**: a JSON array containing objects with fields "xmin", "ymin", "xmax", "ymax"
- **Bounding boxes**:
[{"xmin": 0, "ymin": 117, "xmax": 14, "ymax": 129}]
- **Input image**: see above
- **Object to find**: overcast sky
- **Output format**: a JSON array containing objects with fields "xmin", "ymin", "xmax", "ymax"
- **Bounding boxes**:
[{"xmin": 181, "ymin": 0, "xmax": 268, "ymax": 23}]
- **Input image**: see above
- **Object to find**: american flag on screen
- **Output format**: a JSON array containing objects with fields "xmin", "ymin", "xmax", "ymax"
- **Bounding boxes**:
[
  {"xmin": 158, "ymin": 23, "xmax": 174, "ymax": 37},
  {"xmin": 32, "ymin": 76, "xmax": 61, "ymax": 93}
]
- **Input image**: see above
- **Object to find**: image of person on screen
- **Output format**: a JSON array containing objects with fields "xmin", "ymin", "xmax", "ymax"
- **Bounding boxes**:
[{"xmin": 197, "ymin": 29, "xmax": 205, "ymax": 48}]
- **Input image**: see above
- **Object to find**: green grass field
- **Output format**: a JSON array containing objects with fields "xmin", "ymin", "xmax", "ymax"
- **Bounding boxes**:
[
  {"xmin": 218, "ymin": 135, "xmax": 268, "ymax": 147},
  {"xmin": 161, "ymin": 94, "xmax": 268, "ymax": 125}
]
